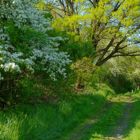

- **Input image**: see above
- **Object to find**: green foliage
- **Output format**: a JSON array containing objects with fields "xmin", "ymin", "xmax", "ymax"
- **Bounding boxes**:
[
  {"xmin": 86, "ymin": 56, "xmax": 140, "ymax": 94},
  {"xmin": 124, "ymin": 100, "xmax": 140, "ymax": 140},
  {"xmin": 59, "ymin": 101, "xmax": 72, "ymax": 116},
  {"xmin": 71, "ymin": 57, "xmax": 95, "ymax": 78},
  {"xmin": 1, "ymin": 0, "xmax": 140, "ymax": 140},
  {"xmin": 0, "ymin": 0, "xmax": 71, "ymax": 105},
  {"xmin": 71, "ymin": 57, "xmax": 96, "ymax": 89},
  {"xmin": 52, "ymin": 0, "xmax": 140, "ymax": 67},
  {"xmin": 104, "ymin": 57, "xmax": 140, "ymax": 93},
  {"xmin": 19, "ymin": 77, "xmax": 44, "ymax": 100},
  {"xmin": 62, "ymin": 40, "xmax": 94, "ymax": 61},
  {"xmin": 0, "ymin": 94, "xmax": 106, "ymax": 140}
]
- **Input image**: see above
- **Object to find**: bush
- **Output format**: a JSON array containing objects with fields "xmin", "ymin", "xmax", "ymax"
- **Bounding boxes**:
[
  {"xmin": 71, "ymin": 57, "xmax": 96, "ymax": 89},
  {"xmin": 0, "ymin": 0, "xmax": 71, "ymax": 106}
]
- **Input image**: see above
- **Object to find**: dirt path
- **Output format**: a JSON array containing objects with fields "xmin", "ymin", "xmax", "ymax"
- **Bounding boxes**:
[
  {"xmin": 62, "ymin": 96, "xmax": 134, "ymax": 140},
  {"xmin": 62, "ymin": 102, "xmax": 112, "ymax": 140},
  {"xmin": 105, "ymin": 96, "xmax": 134, "ymax": 140},
  {"xmin": 109, "ymin": 102, "xmax": 133, "ymax": 140}
]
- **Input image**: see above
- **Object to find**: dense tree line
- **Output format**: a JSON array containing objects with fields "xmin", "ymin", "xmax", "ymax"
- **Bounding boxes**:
[{"xmin": 0, "ymin": 0, "xmax": 140, "ymax": 106}]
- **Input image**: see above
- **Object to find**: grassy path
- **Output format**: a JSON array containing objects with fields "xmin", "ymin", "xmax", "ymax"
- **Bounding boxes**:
[
  {"xmin": 110, "ymin": 103, "xmax": 133, "ymax": 139},
  {"xmin": 62, "ymin": 95, "xmax": 135, "ymax": 140},
  {"xmin": 62, "ymin": 102, "xmax": 112, "ymax": 140},
  {"xmin": 1, "ymin": 92, "xmax": 140, "ymax": 140}
]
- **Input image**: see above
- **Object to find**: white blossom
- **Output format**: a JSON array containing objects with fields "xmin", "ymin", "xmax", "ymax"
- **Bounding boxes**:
[
  {"xmin": 1, "ymin": 62, "xmax": 21, "ymax": 73},
  {"xmin": 0, "ymin": 0, "xmax": 71, "ymax": 80}
]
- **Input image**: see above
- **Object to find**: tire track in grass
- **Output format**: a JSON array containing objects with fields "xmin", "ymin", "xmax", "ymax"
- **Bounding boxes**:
[
  {"xmin": 62, "ymin": 102, "xmax": 112, "ymax": 140},
  {"xmin": 62, "ymin": 95, "xmax": 134, "ymax": 140},
  {"xmin": 109, "ymin": 100, "xmax": 133, "ymax": 140}
]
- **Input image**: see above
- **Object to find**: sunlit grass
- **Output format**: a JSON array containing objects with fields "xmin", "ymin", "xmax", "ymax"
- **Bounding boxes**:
[
  {"xmin": 0, "ymin": 94, "xmax": 106, "ymax": 140},
  {"xmin": 1, "ymin": 91, "xmax": 140, "ymax": 140}
]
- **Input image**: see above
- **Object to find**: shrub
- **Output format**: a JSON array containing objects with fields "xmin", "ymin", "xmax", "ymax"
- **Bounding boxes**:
[
  {"xmin": 71, "ymin": 57, "xmax": 96, "ymax": 90},
  {"xmin": 0, "ymin": 0, "xmax": 71, "ymax": 105}
]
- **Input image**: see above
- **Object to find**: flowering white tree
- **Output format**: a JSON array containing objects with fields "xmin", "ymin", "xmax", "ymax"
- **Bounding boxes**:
[{"xmin": 0, "ymin": 0, "xmax": 71, "ymax": 80}]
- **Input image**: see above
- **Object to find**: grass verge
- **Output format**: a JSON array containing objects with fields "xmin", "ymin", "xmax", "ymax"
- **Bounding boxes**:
[{"xmin": 0, "ymin": 94, "xmax": 106, "ymax": 140}]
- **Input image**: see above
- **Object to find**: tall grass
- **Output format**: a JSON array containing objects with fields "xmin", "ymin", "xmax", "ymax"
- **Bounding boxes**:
[{"xmin": 0, "ymin": 94, "xmax": 106, "ymax": 140}]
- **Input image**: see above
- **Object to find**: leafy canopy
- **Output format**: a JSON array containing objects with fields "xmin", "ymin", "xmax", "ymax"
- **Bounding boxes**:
[{"xmin": 51, "ymin": 0, "xmax": 140, "ymax": 65}]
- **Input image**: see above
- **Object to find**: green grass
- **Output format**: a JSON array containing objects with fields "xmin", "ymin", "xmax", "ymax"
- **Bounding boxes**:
[
  {"xmin": 124, "ymin": 93, "xmax": 140, "ymax": 140},
  {"xmin": 77, "ymin": 92, "xmax": 140, "ymax": 140},
  {"xmin": 1, "ymin": 90, "xmax": 140, "ymax": 140},
  {"xmin": 0, "ymin": 94, "xmax": 106, "ymax": 140},
  {"xmin": 79, "ymin": 100, "xmax": 124, "ymax": 140}
]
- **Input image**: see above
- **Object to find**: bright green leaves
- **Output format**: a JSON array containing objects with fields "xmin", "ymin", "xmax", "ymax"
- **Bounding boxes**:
[
  {"xmin": 53, "ymin": 15, "xmax": 82, "ymax": 32},
  {"xmin": 112, "ymin": 0, "xmax": 140, "ymax": 27},
  {"xmin": 71, "ymin": 57, "xmax": 96, "ymax": 88}
]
